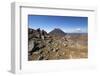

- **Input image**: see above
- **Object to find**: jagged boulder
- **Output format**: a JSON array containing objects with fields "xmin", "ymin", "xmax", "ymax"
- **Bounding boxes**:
[{"xmin": 28, "ymin": 39, "xmax": 34, "ymax": 52}]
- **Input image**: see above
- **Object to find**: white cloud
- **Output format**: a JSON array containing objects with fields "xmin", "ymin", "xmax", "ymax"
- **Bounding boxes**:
[
  {"xmin": 76, "ymin": 28, "xmax": 81, "ymax": 31},
  {"xmin": 75, "ymin": 28, "xmax": 82, "ymax": 33}
]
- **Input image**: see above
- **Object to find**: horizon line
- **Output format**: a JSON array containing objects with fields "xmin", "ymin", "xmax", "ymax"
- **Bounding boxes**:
[{"xmin": 28, "ymin": 27, "xmax": 88, "ymax": 33}]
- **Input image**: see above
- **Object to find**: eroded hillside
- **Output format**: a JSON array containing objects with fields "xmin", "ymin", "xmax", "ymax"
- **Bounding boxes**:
[{"xmin": 28, "ymin": 28, "xmax": 88, "ymax": 61}]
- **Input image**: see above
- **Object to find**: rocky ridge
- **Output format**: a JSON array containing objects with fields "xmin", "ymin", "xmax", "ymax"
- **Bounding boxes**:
[{"xmin": 28, "ymin": 28, "xmax": 88, "ymax": 60}]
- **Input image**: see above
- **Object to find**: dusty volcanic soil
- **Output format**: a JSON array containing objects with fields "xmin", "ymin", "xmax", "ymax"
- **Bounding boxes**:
[{"xmin": 28, "ymin": 28, "xmax": 88, "ymax": 61}]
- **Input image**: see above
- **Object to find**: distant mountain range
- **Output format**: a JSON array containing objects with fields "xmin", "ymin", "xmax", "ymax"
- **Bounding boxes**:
[{"xmin": 28, "ymin": 28, "xmax": 87, "ymax": 38}]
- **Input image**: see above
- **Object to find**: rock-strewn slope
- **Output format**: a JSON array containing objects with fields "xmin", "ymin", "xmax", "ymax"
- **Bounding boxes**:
[{"xmin": 28, "ymin": 28, "xmax": 88, "ymax": 61}]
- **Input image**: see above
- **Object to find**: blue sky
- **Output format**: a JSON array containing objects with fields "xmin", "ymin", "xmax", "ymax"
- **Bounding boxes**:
[{"xmin": 28, "ymin": 15, "xmax": 88, "ymax": 33}]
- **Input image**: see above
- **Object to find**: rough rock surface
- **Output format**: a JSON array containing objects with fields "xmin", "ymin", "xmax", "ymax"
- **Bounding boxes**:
[{"xmin": 28, "ymin": 28, "xmax": 88, "ymax": 61}]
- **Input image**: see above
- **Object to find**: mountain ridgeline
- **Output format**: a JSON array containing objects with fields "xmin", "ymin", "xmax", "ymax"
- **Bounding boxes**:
[
  {"xmin": 49, "ymin": 28, "xmax": 66, "ymax": 36},
  {"xmin": 28, "ymin": 28, "xmax": 87, "ymax": 39},
  {"xmin": 28, "ymin": 28, "xmax": 66, "ymax": 38}
]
